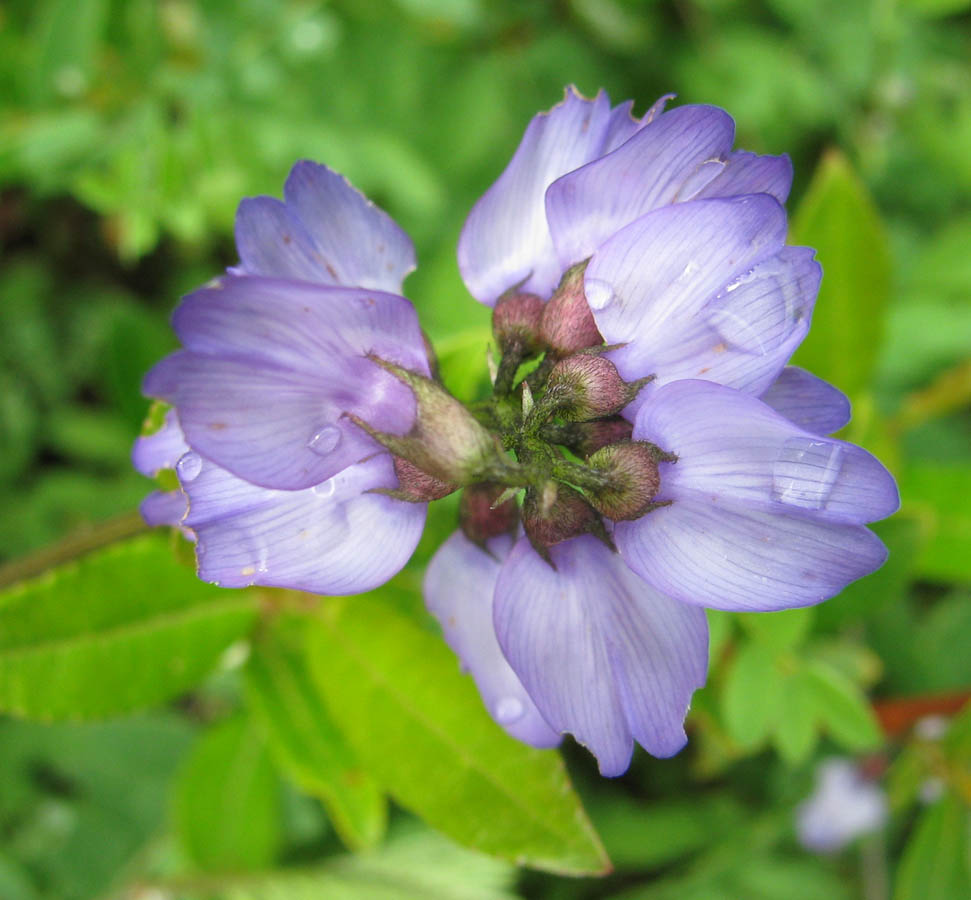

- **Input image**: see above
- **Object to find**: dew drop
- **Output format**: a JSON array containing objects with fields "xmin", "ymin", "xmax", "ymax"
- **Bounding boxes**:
[
  {"xmin": 312, "ymin": 478, "xmax": 336, "ymax": 498},
  {"xmin": 176, "ymin": 451, "xmax": 203, "ymax": 482},
  {"xmin": 494, "ymin": 696, "xmax": 525, "ymax": 725},
  {"xmin": 584, "ymin": 278, "xmax": 614, "ymax": 310},
  {"xmin": 308, "ymin": 424, "xmax": 341, "ymax": 455},
  {"xmin": 772, "ymin": 437, "xmax": 844, "ymax": 510}
]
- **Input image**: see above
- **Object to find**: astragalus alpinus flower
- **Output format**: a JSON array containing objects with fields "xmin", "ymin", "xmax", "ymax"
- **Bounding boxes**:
[
  {"xmin": 424, "ymin": 88, "xmax": 898, "ymax": 775},
  {"xmin": 134, "ymin": 162, "xmax": 431, "ymax": 594},
  {"xmin": 136, "ymin": 90, "xmax": 899, "ymax": 777}
]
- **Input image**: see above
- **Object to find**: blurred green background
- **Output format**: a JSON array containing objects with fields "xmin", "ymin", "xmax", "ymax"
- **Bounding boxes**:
[{"xmin": 1, "ymin": 1, "xmax": 970, "ymax": 898}]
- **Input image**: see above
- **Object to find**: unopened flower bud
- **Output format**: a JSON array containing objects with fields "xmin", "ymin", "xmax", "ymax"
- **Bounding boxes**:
[
  {"xmin": 493, "ymin": 292, "xmax": 545, "ymax": 355},
  {"xmin": 523, "ymin": 481, "xmax": 609, "ymax": 562},
  {"xmin": 350, "ymin": 357, "xmax": 514, "ymax": 486},
  {"xmin": 544, "ymin": 355, "xmax": 650, "ymax": 422},
  {"xmin": 540, "ymin": 261, "xmax": 603, "ymax": 356},
  {"xmin": 585, "ymin": 441, "xmax": 664, "ymax": 521},
  {"xmin": 374, "ymin": 456, "xmax": 457, "ymax": 503},
  {"xmin": 539, "ymin": 416, "xmax": 635, "ymax": 457},
  {"xmin": 460, "ymin": 483, "xmax": 519, "ymax": 547}
]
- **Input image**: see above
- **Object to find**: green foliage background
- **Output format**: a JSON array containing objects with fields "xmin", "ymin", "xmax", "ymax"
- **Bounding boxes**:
[{"xmin": 1, "ymin": 1, "xmax": 969, "ymax": 897}]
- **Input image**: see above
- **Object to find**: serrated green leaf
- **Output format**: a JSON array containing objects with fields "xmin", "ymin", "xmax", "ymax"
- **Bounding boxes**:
[
  {"xmin": 244, "ymin": 614, "xmax": 387, "ymax": 851},
  {"xmin": 174, "ymin": 715, "xmax": 281, "ymax": 872},
  {"xmin": 894, "ymin": 793, "xmax": 971, "ymax": 900},
  {"xmin": 0, "ymin": 532, "xmax": 258, "ymax": 719},
  {"xmin": 306, "ymin": 594, "xmax": 609, "ymax": 875},
  {"xmin": 805, "ymin": 661, "xmax": 882, "ymax": 751},
  {"xmin": 721, "ymin": 641, "xmax": 784, "ymax": 748},
  {"xmin": 791, "ymin": 150, "xmax": 892, "ymax": 399}
]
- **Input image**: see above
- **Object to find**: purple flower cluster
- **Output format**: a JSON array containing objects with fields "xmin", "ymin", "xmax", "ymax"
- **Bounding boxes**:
[{"xmin": 137, "ymin": 89, "xmax": 899, "ymax": 776}]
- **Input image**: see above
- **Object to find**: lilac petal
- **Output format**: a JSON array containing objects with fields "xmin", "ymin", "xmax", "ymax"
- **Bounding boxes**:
[
  {"xmin": 458, "ymin": 87, "xmax": 617, "ymax": 305},
  {"xmin": 493, "ymin": 536, "xmax": 708, "ymax": 776},
  {"xmin": 585, "ymin": 196, "xmax": 793, "ymax": 390},
  {"xmin": 235, "ymin": 197, "xmax": 330, "ymax": 284},
  {"xmin": 284, "ymin": 161, "xmax": 416, "ymax": 293},
  {"xmin": 616, "ymin": 495, "xmax": 889, "ymax": 613},
  {"xmin": 634, "ymin": 380, "xmax": 899, "ymax": 525},
  {"xmin": 131, "ymin": 409, "xmax": 189, "ymax": 477},
  {"xmin": 181, "ymin": 453, "xmax": 424, "ymax": 594},
  {"xmin": 546, "ymin": 105, "xmax": 736, "ymax": 267},
  {"xmin": 235, "ymin": 162, "xmax": 416, "ymax": 293},
  {"xmin": 140, "ymin": 489, "xmax": 188, "ymax": 527},
  {"xmin": 143, "ymin": 277, "xmax": 426, "ymax": 491},
  {"xmin": 423, "ymin": 532, "xmax": 560, "ymax": 748},
  {"xmin": 691, "ymin": 151, "xmax": 793, "ymax": 204},
  {"xmin": 612, "ymin": 245, "xmax": 820, "ymax": 403},
  {"xmin": 760, "ymin": 367, "xmax": 851, "ymax": 435}
]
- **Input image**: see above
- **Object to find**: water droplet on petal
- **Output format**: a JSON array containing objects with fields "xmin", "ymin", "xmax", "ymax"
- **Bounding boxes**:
[
  {"xmin": 308, "ymin": 424, "xmax": 341, "ymax": 455},
  {"xmin": 176, "ymin": 451, "xmax": 203, "ymax": 482},
  {"xmin": 312, "ymin": 478, "xmax": 336, "ymax": 498},
  {"xmin": 772, "ymin": 437, "xmax": 844, "ymax": 510},
  {"xmin": 494, "ymin": 696, "xmax": 525, "ymax": 725},
  {"xmin": 584, "ymin": 278, "xmax": 614, "ymax": 310},
  {"xmin": 676, "ymin": 260, "xmax": 701, "ymax": 282}
]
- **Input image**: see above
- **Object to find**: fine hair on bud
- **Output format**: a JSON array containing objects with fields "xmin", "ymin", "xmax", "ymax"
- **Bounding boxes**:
[
  {"xmin": 523, "ymin": 481, "xmax": 604, "ymax": 559},
  {"xmin": 545, "ymin": 355, "xmax": 646, "ymax": 421},
  {"xmin": 586, "ymin": 441, "xmax": 663, "ymax": 521},
  {"xmin": 492, "ymin": 291, "xmax": 545, "ymax": 354},
  {"xmin": 460, "ymin": 483, "xmax": 520, "ymax": 546},
  {"xmin": 539, "ymin": 261, "xmax": 603, "ymax": 356}
]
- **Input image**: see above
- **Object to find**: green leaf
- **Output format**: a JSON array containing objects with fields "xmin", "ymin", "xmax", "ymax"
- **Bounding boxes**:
[
  {"xmin": 805, "ymin": 661, "xmax": 882, "ymax": 751},
  {"xmin": 306, "ymin": 594, "xmax": 609, "ymax": 875},
  {"xmin": 0, "ymin": 532, "xmax": 258, "ymax": 719},
  {"xmin": 894, "ymin": 793, "xmax": 971, "ymax": 900},
  {"xmin": 171, "ymin": 825, "xmax": 516, "ymax": 900},
  {"xmin": 244, "ymin": 613, "xmax": 387, "ymax": 851},
  {"xmin": 901, "ymin": 463, "xmax": 971, "ymax": 580},
  {"xmin": 721, "ymin": 641, "xmax": 784, "ymax": 748},
  {"xmin": 737, "ymin": 607, "xmax": 814, "ymax": 650},
  {"xmin": 589, "ymin": 793, "xmax": 747, "ymax": 870},
  {"xmin": 772, "ymin": 669, "xmax": 818, "ymax": 765},
  {"xmin": 791, "ymin": 150, "xmax": 892, "ymax": 398},
  {"xmin": 174, "ymin": 714, "xmax": 281, "ymax": 872}
]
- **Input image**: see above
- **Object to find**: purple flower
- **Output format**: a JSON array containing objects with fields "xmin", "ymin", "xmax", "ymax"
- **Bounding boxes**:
[
  {"xmin": 423, "ymin": 89, "xmax": 898, "ymax": 775},
  {"xmin": 135, "ymin": 163, "xmax": 429, "ymax": 593},
  {"xmin": 459, "ymin": 87, "xmax": 817, "ymax": 402},
  {"xmin": 796, "ymin": 759, "xmax": 887, "ymax": 852},
  {"xmin": 425, "ymin": 379, "xmax": 897, "ymax": 774}
]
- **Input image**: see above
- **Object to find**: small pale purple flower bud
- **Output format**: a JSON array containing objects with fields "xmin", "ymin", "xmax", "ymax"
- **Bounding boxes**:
[
  {"xmin": 376, "ymin": 456, "xmax": 457, "ymax": 503},
  {"xmin": 459, "ymin": 483, "xmax": 520, "ymax": 547},
  {"xmin": 545, "ymin": 355, "xmax": 648, "ymax": 422},
  {"xmin": 585, "ymin": 441, "xmax": 663, "ymax": 521},
  {"xmin": 539, "ymin": 261, "xmax": 603, "ymax": 356},
  {"xmin": 522, "ymin": 480, "xmax": 606, "ymax": 560},
  {"xmin": 573, "ymin": 417, "xmax": 635, "ymax": 456},
  {"xmin": 350, "ymin": 357, "xmax": 512, "ymax": 486},
  {"xmin": 492, "ymin": 291, "xmax": 545, "ymax": 355}
]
